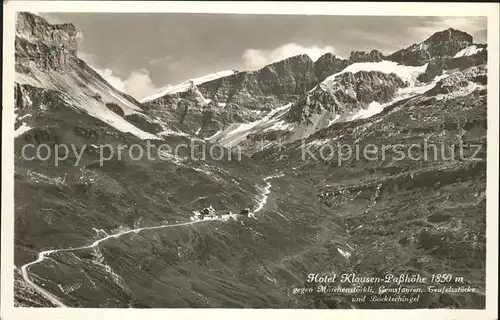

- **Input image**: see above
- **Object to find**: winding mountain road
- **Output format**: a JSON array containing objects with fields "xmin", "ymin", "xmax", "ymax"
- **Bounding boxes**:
[{"xmin": 20, "ymin": 173, "xmax": 284, "ymax": 308}]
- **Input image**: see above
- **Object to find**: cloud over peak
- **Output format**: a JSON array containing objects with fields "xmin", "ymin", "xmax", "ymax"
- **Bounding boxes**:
[
  {"xmin": 78, "ymin": 52, "xmax": 167, "ymax": 100},
  {"xmin": 242, "ymin": 43, "xmax": 336, "ymax": 70}
]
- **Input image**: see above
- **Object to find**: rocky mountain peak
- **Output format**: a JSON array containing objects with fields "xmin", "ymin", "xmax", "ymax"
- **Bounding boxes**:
[
  {"xmin": 315, "ymin": 52, "xmax": 342, "ymax": 62},
  {"xmin": 259, "ymin": 53, "xmax": 314, "ymax": 75},
  {"xmin": 16, "ymin": 12, "xmax": 79, "ymax": 55},
  {"xmin": 313, "ymin": 53, "xmax": 349, "ymax": 81},
  {"xmin": 15, "ymin": 12, "xmax": 81, "ymax": 73},
  {"xmin": 144, "ymin": 52, "xmax": 320, "ymax": 134},
  {"xmin": 387, "ymin": 28, "xmax": 474, "ymax": 66},
  {"xmin": 348, "ymin": 49, "xmax": 385, "ymax": 64},
  {"xmin": 424, "ymin": 28, "xmax": 473, "ymax": 45},
  {"xmin": 287, "ymin": 70, "xmax": 406, "ymax": 125},
  {"xmin": 282, "ymin": 53, "xmax": 313, "ymax": 64}
]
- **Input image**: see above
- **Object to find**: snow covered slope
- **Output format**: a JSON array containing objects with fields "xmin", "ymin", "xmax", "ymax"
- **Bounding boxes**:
[
  {"xmin": 315, "ymin": 60, "xmax": 428, "ymax": 91},
  {"xmin": 141, "ymin": 70, "xmax": 236, "ymax": 103},
  {"xmin": 453, "ymin": 45, "xmax": 485, "ymax": 58},
  {"xmin": 207, "ymin": 103, "xmax": 293, "ymax": 148},
  {"xmin": 210, "ymin": 60, "xmax": 430, "ymax": 150},
  {"xmin": 15, "ymin": 64, "xmax": 160, "ymax": 140},
  {"xmin": 14, "ymin": 12, "xmax": 188, "ymax": 141}
]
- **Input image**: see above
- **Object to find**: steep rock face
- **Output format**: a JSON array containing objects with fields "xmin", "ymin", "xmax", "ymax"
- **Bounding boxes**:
[
  {"xmin": 142, "ymin": 49, "xmax": 397, "ymax": 139},
  {"xmin": 221, "ymin": 70, "xmax": 409, "ymax": 151},
  {"xmin": 141, "ymin": 87, "xmax": 264, "ymax": 139},
  {"xmin": 248, "ymin": 54, "xmax": 318, "ymax": 96},
  {"xmin": 143, "ymin": 54, "xmax": 319, "ymax": 137},
  {"xmin": 15, "ymin": 12, "xmax": 78, "ymax": 72},
  {"xmin": 424, "ymin": 65, "xmax": 486, "ymax": 97},
  {"xmin": 14, "ymin": 12, "xmax": 185, "ymax": 142},
  {"xmin": 16, "ymin": 37, "xmax": 73, "ymax": 73},
  {"xmin": 387, "ymin": 28, "xmax": 473, "ymax": 66},
  {"xmin": 287, "ymin": 71, "xmax": 406, "ymax": 124},
  {"xmin": 445, "ymin": 46, "xmax": 488, "ymax": 69},
  {"xmin": 313, "ymin": 53, "xmax": 349, "ymax": 82},
  {"xmin": 16, "ymin": 12, "xmax": 78, "ymax": 53},
  {"xmin": 146, "ymin": 54, "xmax": 318, "ymax": 111},
  {"xmin": 210, "ymin": 59, "xmax": 429, "ymax": 153},
  {"xmin": 348, "ymin": 49, "xmax": 385, "ymax": 64},
  {"xmin": 313, "ymin": 50, "xmax": 386, "ymax": 83},
  {"xmin": 417, "ymin": 46, "xmax": 487, "ymax": 82},
  {"xmin": 416, "ymin": 58, "xmax": 448, "ymax": 83}
]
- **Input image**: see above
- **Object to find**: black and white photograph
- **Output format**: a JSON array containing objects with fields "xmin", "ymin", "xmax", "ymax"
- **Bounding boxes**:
[{"xmin": 1, "ymin": 1, "xmax": 499, "ymax": 319}]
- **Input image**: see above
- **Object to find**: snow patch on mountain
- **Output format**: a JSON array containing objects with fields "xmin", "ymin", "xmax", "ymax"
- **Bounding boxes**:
[
  {"xmin": 453, "ymin": 45, "xmax": 484, "ymax": 58},
  {"xmin": 212, "ymin": 67, "xmax": 449, "ymax": 148},
  {"xmin": 190, "ymin": 84, "xmax": 212, "ymax": 106},
  {"xmin": 434, "ymin": 81, "xmax": 486, "ymax": 101},
  {"xmin": 15, "ymin": 123, "xmax": 33, "ymax": 137},
  {"xmin": 337, "ymin": 248, "xmax": 352, "ymax": 259},
  {"xmin": 325, "ymin": 72, "xmax": 450, "ymax": 125},
  {"xmin": 350, "ymin": 101, "xmax": 384, "ymax": 120},
  {"xmin": 313, "ymin": 61, "xmax": 428, "ymax": 93},
  {"xmin": 398, "ymin": 73, "xmax": 450, "ymax": 99},
  {"xmin": 288, "ymin": 101, "xmax": 387, "ymax": 142},
  {"xmin": 413, "ymin": 42, "xmax": 429, "ymax": 52},
  {"xmin": 287, "ymin": 64, "xmax": 429, "ymax": 142},
  {"xmin": 141, "ymin": 70, "xmax": 236, "ymax": 103},
  {"xmin": 208, "ymin": 103, "xmax": 293, "ymax": 147},
  {"xmin": 15, "ymin": 66, "xmax": 159, "ymax": 140},
  {"xmin": 205, "ymin": 130, "xmax": 222, "ymax": 141},
  {"xmin": 17, "ymin": 113, "xmax": 32, "ymax": 121},
  {"xmin": 288, "ymin": 110, "xmax": 335, "ymax": 142}
]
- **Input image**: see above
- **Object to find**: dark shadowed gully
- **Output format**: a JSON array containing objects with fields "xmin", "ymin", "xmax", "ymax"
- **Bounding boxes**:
[{"xmin": 13, "ymin": 12, "xmax": 487, "ymax": 309}]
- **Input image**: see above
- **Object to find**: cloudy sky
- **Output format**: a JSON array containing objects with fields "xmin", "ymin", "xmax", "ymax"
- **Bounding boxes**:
[{"xmin": 39, "ymin": 13, "xmax": 487, "ymax": 100}]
